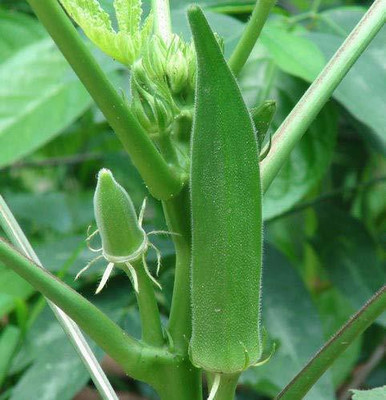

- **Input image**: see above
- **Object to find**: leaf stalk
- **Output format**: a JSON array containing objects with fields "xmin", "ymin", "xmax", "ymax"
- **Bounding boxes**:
[{"xmin": 229, "ymin": 0, "xmax": 276, "ymax": 75}]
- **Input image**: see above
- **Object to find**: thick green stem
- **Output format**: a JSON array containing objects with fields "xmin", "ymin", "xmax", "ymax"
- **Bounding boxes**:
[
  {"xmin": 0, "ymin": 239, "xmax": 173, "ymax": 383},
  {"xmin": 163, "ymin": 187, "xmax": 192, "ymax": 353},
  {"xmin": 155, "ymin": 360, "xmax": 202, "ymax": 400},
  {"xmin": 276, "ymin": 285, "xmax": 386, "ymax": 400},
  {"xmin": 261, "ymin": 0, "xmax": 386, "ymax": 192},
  {"xmin": 228, "ymin": 0, "xmax": 276, "ymax": 75},
  {"xmin": 208, "ymin": 373, "xmax": 240, "ymax": 400},
  {"xmin": 131, "ymin": 260, "xmax": 164, "ymax": 347},
  {"xmin": 26, "ymin": 0, "xmax": 182, "ymax": 200},
  {"xmin": 151, "ymin": 0, "xmax": 172, "ymax": 43}
]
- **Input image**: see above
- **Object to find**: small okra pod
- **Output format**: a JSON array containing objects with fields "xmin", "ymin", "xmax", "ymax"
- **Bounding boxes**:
[
  {"xmin": 94, "ymin": 168, "xmax": 146, "ymax": 259},
  {"xmin": 78, "ymin": 169, "xmax": 163, "ymax": 294},
  {"xmin": 189, "ymin": 6, "xmax": 263, "ymax": 375}
]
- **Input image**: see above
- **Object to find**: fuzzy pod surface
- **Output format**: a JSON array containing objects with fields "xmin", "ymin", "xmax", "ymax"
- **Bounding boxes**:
[
  {"xmin": 189, "ymin": 6, "xmax": 263, "ymax": 374},
  {"xmin": 94, "ymin": 169, "xmax": 145, "ymax": 258}
]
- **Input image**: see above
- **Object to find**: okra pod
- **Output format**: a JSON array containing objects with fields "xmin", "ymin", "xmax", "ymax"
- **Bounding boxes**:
[{"xmin": 189, "ymin": 6, "xmax": 263, "ymax": 374}]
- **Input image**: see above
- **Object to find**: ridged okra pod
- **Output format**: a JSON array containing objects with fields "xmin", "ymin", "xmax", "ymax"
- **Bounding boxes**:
[
  {"xmin": 80, "ymin": 169, "xmax": 163, "ymax": 296},
  {"xmin": 94, "ymin": 169, "xmax": 146, "ymax": 259},
  {"xmin": 189, "ymin": 6, "xmax": 263, "ymax": 374}
]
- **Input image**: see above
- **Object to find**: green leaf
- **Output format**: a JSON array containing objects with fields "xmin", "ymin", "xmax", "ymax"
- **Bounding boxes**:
[
  {"xmin": 276, "ymin": 286, "xmax": 386, "ymax": 400},
  {"xmin": 171, "ymin": 8, "xmax": 245, "ymax": 57},
  {"xmin": 260, "ymin": 23, "xmax": 325, "ymax": 82},
  {"xmin": 0, "ymin": 325, "xmax": 21, "ymax": 387},
  {"xmin": 0, "ymin": 9, "xmax": 45, "ymax": 60},
  {"xmin": 304, "ymin": 8, "xmax": 386, "ymax": 152},
  {"xmin": 0, "ymin": 39, "xmax": 92, "ymax": 168},
  {"xmin": 313, "ymin": 205, "xmax": 386, "ymax": 327},
  {"xmin": 0, "ymin": 264, "xmax": 34, "ymax": 317},
  {"xmin": 240, "ymin": 244, "xmax": 334, "ymax": 399},
  {"xmin": 9, "ymin": 284, "xmax": 136, "ymax": 399},
  {"xmin": 59, "ymin": 0, "xmax": 153, "ymax": 66},
  {"xmin": 114, "ymin": 0, "xmax": 141, "ymax": 34},
  {"xmin": 9, "ymin": 307, "xmax": 103, "ymax": 400},
  {"xmin": 352, "ymin": 386, "xmax": 386, "ymax": 400},
  {"xmin": 3, "ymin": 191, "xmax": 95, "ymax": 234}
]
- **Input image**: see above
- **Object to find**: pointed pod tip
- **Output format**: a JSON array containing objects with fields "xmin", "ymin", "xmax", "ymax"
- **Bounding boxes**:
[
  {"xmin": 96, "ymin": 168, "xmax": 118, "ymax": 190},
  {"xmin": 97, "ymin": 168, "xmax": 113, "ymax": 180},
  {"xmin": 187, "ymin": 4, "xmax": 204, "ymax": 23}
]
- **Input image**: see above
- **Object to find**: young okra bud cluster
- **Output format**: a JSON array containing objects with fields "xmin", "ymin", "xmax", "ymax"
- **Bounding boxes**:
[{"xmin": 131, "ymin": 35, "xmax": 196, "ymax": 139}]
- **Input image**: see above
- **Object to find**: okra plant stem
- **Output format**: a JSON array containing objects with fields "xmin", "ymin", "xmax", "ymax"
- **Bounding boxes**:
[
  {"xmin": 261, "ymin": 0, "xmax": 386, "ymax": 192},
  {"xmin": 0, "ymin": 239, "xmax": 172, "ymax": 384},
  {"xmin": 209, "ymin": 373, "xmax": 240, "ymax": 400},
  {"xmin": 26, "ymin": 0, "xmax": 183, "ymax": 200},
  {"xmin": 163, "ymin": 188, "xmax": 192, "ymax": 353},
  {"xmin": 229, "ymin": 0, "xmax": 276, "ymax": 75},
  {"xmin": 131, "ymin": 260, "xmax": 164, "ymax": 347},
  {"xmin": 151, "ymin": 0, "xmax": 172, "ymax": 43}
]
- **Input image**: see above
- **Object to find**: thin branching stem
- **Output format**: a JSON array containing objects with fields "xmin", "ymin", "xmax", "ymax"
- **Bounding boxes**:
[
  {"xmin": 261, "ymin": 0, "xmax": 386, "ymax": 192},
  {"xmin": 229, "ymin": 0, "xmax": 276, "ymax": 75},
  {"xmin": 276, "ymin": 286, "xmax": 386, "ymax": 400},
  {"xmin": 131, "ymin": 259, "xmax": 164, "ymax": 346},
  {"xmin": 151, "ymin": 0, "xmax": 172, "ymax": 43}
]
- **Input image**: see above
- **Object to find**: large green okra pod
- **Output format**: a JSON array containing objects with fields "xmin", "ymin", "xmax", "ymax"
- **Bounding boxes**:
[{"xmin": 189, "ymin": 6, "xmax": 263, "ymax": 374}]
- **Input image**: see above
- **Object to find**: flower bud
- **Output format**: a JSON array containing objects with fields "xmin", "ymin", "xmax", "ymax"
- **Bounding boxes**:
[{"xmin": 94, "ymin": 169, "xmax": 145, "ymax": 258}]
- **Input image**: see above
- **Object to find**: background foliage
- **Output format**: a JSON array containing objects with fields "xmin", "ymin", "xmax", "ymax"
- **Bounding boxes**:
[{"xmin": 0, "ymin": 0, "xmax": 384, "ymax": 399}]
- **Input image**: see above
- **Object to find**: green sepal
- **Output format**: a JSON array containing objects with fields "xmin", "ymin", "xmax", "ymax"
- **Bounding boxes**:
[
  {"xmin": 250, "ymin": 100, "xmax": 276, "ymax": 149},
  {"xmin": 94, "ymin": 169, "xmax": 145, "ymax": 258},
  {"xmin": 189, "ymin": 6, "xmax": 263, "ymax": 374}
]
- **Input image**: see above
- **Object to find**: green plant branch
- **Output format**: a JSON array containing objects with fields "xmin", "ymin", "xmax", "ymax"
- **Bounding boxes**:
[
  {"xmin": 0, "ymin": 196, "xmax": 119, "ymax": 400},
  {"xmin": 0, "ymin": 238, "xmax": 174, "ymax": 384},
  {"xmin": 151, "ymin": 0, "xmax": 172, "ymax": 43},
  {"xmin": 276, "ymin": 285, "xmax": 386, "ymax": 400},
  {"xmin": 25, "ymin": 0, "xmax": 183, "ymax": 201},
  {"xmin": 163, "ymin": 188, "xmax": 192, "ymax": 353},
  {"xmin": 228, "ymin": 0, "xmax": 276, "ymax": 75},
  {"xmin": 131, "ymin": 260, "xmax": 164, "ymax": 347},
  {"xmin": 261, "ymin": 0, "xmax": 385, "ymax": 192}
]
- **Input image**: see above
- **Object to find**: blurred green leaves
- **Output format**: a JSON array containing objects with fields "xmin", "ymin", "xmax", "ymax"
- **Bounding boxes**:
[
  {"xmin": 313, "ymin": 205, "xmax": 386, "ymax": 327},
  {"xmin": 241, "ymin": 245, "xmax": 334, "ymax": 399},
  {"xmin": 352, "ymin": 386, "xmax": 386, "ymax": 400},
  {"xmin": 0, "ymin": 10, "xmax": 121, "ymax": 169}
]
